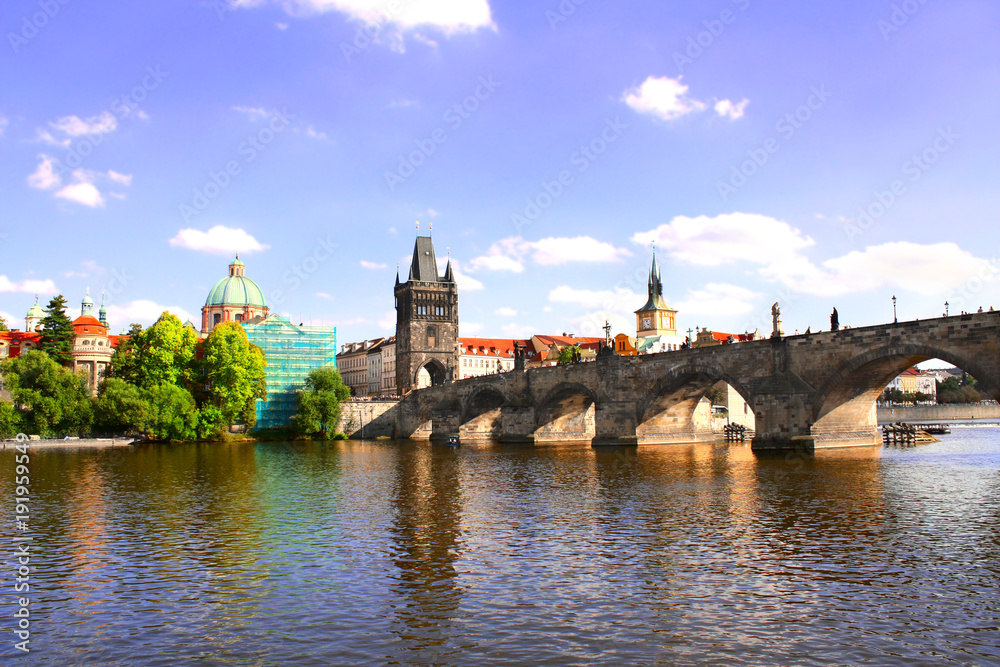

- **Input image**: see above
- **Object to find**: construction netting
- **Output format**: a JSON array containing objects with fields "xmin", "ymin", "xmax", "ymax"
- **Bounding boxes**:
[{"xmin": 242, "ymin": 315, "xmax": 338, "ymax": 429}]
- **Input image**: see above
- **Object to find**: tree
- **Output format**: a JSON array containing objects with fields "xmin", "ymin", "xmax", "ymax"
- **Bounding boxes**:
[
  {"xmin": 93, "ymin": 378, "xmax": 149, "ymax": 435},
  {"xmin": 108, "ymin": 314, "xmax": 197, "ymax": 389},
  {"xmin": 199, "ymin": 322, "xmax": 267, "ymax": 429},
  {"xmin": 0, "ymin": 400, "xmax": 21, "ymax": 439},
  {"xmin": 0, "ymin": 316, "xmax": 8, "ymax": 332},
  {"xmin": 38, "ymin": 295, "xmax": 75, "ymax": 366},
  {"xmin": 293, "ymin": 367, "xmax": 350, "ymax": 437},
  {"xmin": 705, "ymin": 386, "xmax": 727, "ymax": 406},
  {"xmin": 0, "ymin": 350, "xmax": 92, "ymax": 437},
  {"xmin": 557, "ymin": 345, "xmax": 581, "ymax": 365},
  {"xmin": 143, "ymin": 384, "xmax": 198, "ymax": 441}
]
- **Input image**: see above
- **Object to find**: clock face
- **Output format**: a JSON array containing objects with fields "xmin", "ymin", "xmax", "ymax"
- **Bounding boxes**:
[{"xmin": 642, "ymin": 317, "xmax": 652, "ymax": 329}]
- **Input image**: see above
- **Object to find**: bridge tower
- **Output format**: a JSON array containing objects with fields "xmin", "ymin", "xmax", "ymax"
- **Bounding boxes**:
[{"xmin": 394, "ymin": 234, "xmax": 459, "ymax": 394}]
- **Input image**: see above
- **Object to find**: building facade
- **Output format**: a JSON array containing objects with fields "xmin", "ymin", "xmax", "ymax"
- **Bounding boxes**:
[
  {"xmin": 394, "ymin": 235, "xmax": 459, "ymax": 394},
  {"xmin": 379, "ymin": 337, "xmax": 396, "ymax": 396},
  {"xmin": 337, "ymin": 338, "xmax": 384, "ymax": 397}
]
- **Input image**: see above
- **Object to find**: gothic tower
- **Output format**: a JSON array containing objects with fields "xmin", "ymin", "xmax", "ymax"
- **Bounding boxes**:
[
  {"xmin": 635, "ymin": 249, "xmax": 678, "ymax": 338},
  {"xmin": 395, "ymin": 235, "xmax": 459, "ymax": 394}
]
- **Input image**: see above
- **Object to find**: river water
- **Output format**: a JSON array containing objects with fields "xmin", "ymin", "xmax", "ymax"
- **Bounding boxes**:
[{"xmin": 3, "ymin": 426, "xmax": 1000, "ymax": 666}]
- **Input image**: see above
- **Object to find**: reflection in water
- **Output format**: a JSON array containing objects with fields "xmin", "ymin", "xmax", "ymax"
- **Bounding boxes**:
[{"xmin": 1, "ymin": 432, "xmax": 999, "ymax": 666}]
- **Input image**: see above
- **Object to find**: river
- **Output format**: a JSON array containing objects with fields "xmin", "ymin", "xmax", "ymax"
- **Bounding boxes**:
[{"xmin": 3, "ymin": 426, "xmax": 1000, "ymax": 666}]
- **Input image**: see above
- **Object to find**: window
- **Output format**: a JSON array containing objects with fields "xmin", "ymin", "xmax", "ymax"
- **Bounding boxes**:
[{"xmin": 427, "ymin": 326, "xmax": 436, "ymax": 347}]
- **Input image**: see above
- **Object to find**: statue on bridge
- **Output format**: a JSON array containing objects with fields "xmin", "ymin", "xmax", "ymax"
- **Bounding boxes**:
[
  {"xmin": 771, "ymin": 303, "xmax": 784, "ymax": 338},
  {"xmin": 831, "ymin": 307, "xmax": 840, "ymax": 331}
]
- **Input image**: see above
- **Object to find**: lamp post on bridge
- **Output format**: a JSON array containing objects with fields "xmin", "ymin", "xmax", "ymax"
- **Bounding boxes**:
[
  {"xmin": 892, "ymin": 295, "xmax": 897, "ymax": 324},
  {"xmin": 945, "ymin": 301, "xmax": 949, "ymax": 317}
]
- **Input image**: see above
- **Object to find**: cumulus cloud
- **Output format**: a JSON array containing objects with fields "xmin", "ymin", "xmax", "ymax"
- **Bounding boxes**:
[
  {"xmin": 0, "ymin": 276, "xmax": 58, "ymax": 294},
  {"xmin": 461, "ymin": 322, "xmax": 484, "ymax": 335},
  {"xmin": 631, "ymin": 213, "xmax": 815, "ymax": 268},
  {"xmin": 675, "ymin": 283, "xmax": 761, "ymax": 316},
  {"xmin": 494, "ymin": 307, "xmax": 517, "ymax": 317},
  {"xmin": 231, "ymin": 106, "xmax": 271, "ymax": 121},
  {"xmin": 469, "ymin": 235, "xmax": 632, "ymax": 272},
  {"xmin": 107, "ymin": 170, "xmax": 133, "ymax": 186},
  {"xmin": 623, "ymin": 76, "xmax": 748, "ymax": 123},
  {"xmin": 315, "ymin": 292, "xmax": 333, "ymax": 300},
  {"xmin": 27, "ymin": 155, "xmax": 61, "ymax": 190},
  {"xmin": 233, "ymin": 0, "xmax": 494, "ymax": 34},
  {"xmin": 169, "ymin": 226, "xmax": 269, "ymax": 255},
  {"xmin": 105, "ymin": 300, "xmax": 195, "ymax": 328},
  {"xmin": 549, "ymin": 285, "xmax": 642, "ymax": 312},
  {"xmin": 50, "ymin": 112, "xmax": 117, "ymax": 137},
  {"xmin": 55, "ymin": 178, "xmax": 105, "ymax": 208},
  {"xmin": 360, "ymin": 260, "xmax": 387, "ymax": 270},
  {"xmin": 715, "ymin": 98, "xmax": 749, "ymax": 120}
]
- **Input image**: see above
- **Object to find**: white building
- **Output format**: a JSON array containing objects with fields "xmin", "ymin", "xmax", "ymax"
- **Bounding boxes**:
[
  {"xmin": 458, "ymin": 338, "xmax": 518, "ymax": 380},
  {"xmin": 337, "ymin": 338, "xmax": 384, "ymax": 397}
]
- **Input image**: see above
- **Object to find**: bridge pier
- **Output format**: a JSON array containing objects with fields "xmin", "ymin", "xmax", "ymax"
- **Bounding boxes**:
[
  {"xmin": 593, "ymin": 401, "xmax": 639, "ymax": 446},
  {"xmin": 749, "ymin": 376, "xmax": 816, "ymax": 452}
]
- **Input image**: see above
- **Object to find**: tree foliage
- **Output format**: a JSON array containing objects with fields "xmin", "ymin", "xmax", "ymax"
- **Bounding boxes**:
[
  {"xmin": 38, "ymin": 295, "xmax": 75, "ymax": 366},
  {"xmin": 557, "ymin": 345, "xmax": 582, "ymax": 365},
  {"xmin": 199, "ymin": 322, "xmax": 267, "ymax": 428},
  {"xmin": 94, "ymin": 378, "xmax": 149, "ymax": 435},
  {"xmin": 293, "ymin": 367, "xmax": 350, "ymax": 437},
  {"xmin": 0, "ymin": 350, "xmax": 92, "ymax": 437},
  {"xmin": 143, "ymin": 383, "xmax": 199, "ymax": 441},
  {"xmin": 936, "ymin": 375, "xmax": 989, "ymax": 404},
  {"xmin": 0, "ymin": 316, "xmax": 8, "ymax": 332},
  {"xmin": 0, "ymin": 400, "xmax": 21, "ymax": 439},
  {"xmin": 109, "ymin": 314, "xmax": 197, "ymax": 389}
]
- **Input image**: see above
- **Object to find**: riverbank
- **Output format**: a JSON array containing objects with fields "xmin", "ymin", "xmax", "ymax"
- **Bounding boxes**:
[
  {"xmin": 0, "ymin": 437, "xmax": 140, "ymax": 448},
  {"xmin": 877, "ymin": 403, "xmax": 1000, "ymax": 423}
]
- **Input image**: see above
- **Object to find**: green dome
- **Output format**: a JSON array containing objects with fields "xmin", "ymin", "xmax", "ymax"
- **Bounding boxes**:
[
  {"xmin": 26, "ymin": 301, "xmax": 44, "ymax": 318},
  {"xmin": 205, "ymin": 275, "xmax": 267, "ymax": 308}
]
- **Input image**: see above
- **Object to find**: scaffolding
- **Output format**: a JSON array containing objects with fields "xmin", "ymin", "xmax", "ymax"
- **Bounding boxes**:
[{"xmin": 242, "ymin": 315, "xmax": 338, "ymax": 429}]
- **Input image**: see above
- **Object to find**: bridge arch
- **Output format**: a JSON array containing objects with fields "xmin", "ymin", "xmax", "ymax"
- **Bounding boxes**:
[
  {"xmin": 460, "ymin": 386, "xmax": 507, "ymax": 440},
  {"xmin": 636, "ymin": 363, "xmax": 756, "ymax": 445},
  {"xmin": 534, "ymin": 381, "xmax": 598, "ymax": 443},
  {"xmin": 811, "ymin": 343, "xmax": 1000, "ymax": 444},
  {"xmin": 415, "ymin": 359, "xmax": 448, "ymax": 389}
]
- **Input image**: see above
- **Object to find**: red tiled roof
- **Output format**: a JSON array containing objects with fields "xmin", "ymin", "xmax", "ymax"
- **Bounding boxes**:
[{"xmin": 459, "ymin": 337, "xmax": 528, "ymax": 357}]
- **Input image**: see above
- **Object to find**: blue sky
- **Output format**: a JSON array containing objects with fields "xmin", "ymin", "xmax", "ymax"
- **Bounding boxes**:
[{"xmin": 1, "ymin": 0, "xmax": 998, "ymax": 347}]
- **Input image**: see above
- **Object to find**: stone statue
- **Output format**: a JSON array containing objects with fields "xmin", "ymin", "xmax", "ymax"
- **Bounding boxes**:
[
  {"xmin": 771, "ymin": 302, "xmax": 784, "ymax": 338},
  {"xmin": 831, "ymin": 307, "xmax": 839, "ymax": 331}
]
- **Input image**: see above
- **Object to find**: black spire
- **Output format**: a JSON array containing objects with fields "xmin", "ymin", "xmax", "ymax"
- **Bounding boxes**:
[{"xmin": 635, "ymin": 245, "xmax": 672, "ymax": 313}]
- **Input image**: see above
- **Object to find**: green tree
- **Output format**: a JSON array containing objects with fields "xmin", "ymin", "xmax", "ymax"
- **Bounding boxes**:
[
  {"xmin": 143, "ymin": 383, "xmax": 198, "ymax": 441},
  {"xmin": 93, "ymin": 378, "xmax": 149, "ymax": 435},
  {"xmin": 108, "ymin": 314, "xmax": 198, "ymax": 389},
  {"xmin": 705, "ymin": 386, "xmax": 727, "ymax": 406},
  {"xmin": 196, "ymin": 405, "xmax": 229, "ymax": 441},
  {"xmin": 0, "ymin": 401, "xmax": 21, "ymax": 439},
  {"xmin": 557, "ymin": 344, "xmax": 581, "ymax": 365},
  {"xmin": 199, "ymin": 322, "xmax": 267, "ymax": 429},
  {"xmin": 293, "ymin": 367, "xmax": 350, "ymax": 437},
  {"xmin": 0, "ymin": 350, "xmax": 92, "ymax": 437},
  {"xmin": 0, "ymin": 316, "xmax": 9, "ymax": 332},
  {"xmin": 38, "ymin": 295, "xmax": 75, "ymax": 366}
]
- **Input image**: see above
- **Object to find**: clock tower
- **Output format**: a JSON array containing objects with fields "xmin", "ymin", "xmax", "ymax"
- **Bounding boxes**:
[{"xmin": 635, "ymin": 249, "xmax": 678, "ymax": 338}]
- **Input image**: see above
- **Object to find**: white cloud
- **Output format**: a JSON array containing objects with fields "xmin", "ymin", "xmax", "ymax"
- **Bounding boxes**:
[
  {"xmin": 276, "ymin": 22, "xmax": 289, "ymax": 29},
  {"xmin": 0, "ymin": 276, "xmax": 58, "ymax": 294},
  {"xmin": 675, "ymin": 283, "xmax": 761, "ymax": 316},
  {"xmin": 388, "ymin": 98, "xmax": 420, "ymax": 109},
  {"xmin": 50, "ymin": 112, "xmax": 117, "ymax": 136},
  {"xmin": 315, "ymin": 292, "xmax": 333, "ymax": 300},
  {"xmin": 715, "ymin": 98, "xmax": 749, "ymax": 120},
  {"xmin": 449, "ymin": 260, "xmax": 483, "ymax": 291},
  {"xmin": 56, "ymin": 179, "xmax": 105, "ymax": 208},
  {"xmin": 501, "ymin": 322, "xmax": 536, "ymax": 338},
  {"xmin": 105, "ymin": 300, "xmax": 195, "ymax": 328},
  {"xmin": 232, "ymin": 106, "xmax": 270, "ymax": 121},
  {"xmin": 469, "ymin": 235, "xmax": 631, "ymax": 272},
  {"xmin": 36, "ymin": 129, "xmax": 70, "ymax": 148},
  {"xmin": 461, "ymin": 322, "xmax": 484, "ymax": 335},
  {"xmin": 360, "ymin": 260, "xmax": 387, "ymax": 270},
  {"xmin": 631, "ymin": 213, "xmax": 815, "ymax": 268},
  {"xmin": 27, "ymin": 155, "xmax": 61, "ymax": 190},
  {"xmin": 566, "ymin": 311, "xmax": 633, "ymax": 339},
  {"xmin": 623, "ymin": 76, "xmax": 706, "ymax": 121},
  {"xmin": 494, "ymin": 307, "xmax": 517, "ymax": 317},
  {"xmin": 0, "ymin": 310, "xmax": 17, "ymax": 328},
  {"xmin": 549, "ymin": 285, "xmax": 642, "ymax": 312},
  {"xmin": 377, "ymin": 310, "xmax": 397, "ymax": 330},
  {"xmin": 107, "ymin": 170, "xmax": 133, "ymax": 186},
  {"xmin": 304, "ymin": 125, "xmax": 330, "ymax": 142},
  {"xmin": 251, "ymin": 0, "xmax": 495, "ymax": 34},
  {"xmin": 169, "ymin": 226, "xmax": 269, "ymax": 254}
]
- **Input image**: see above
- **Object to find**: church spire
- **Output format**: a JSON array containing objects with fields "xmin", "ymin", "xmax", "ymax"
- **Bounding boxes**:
[{"xmin": 648, "ymin": 244, "xmax": 663, "ymax": 301}]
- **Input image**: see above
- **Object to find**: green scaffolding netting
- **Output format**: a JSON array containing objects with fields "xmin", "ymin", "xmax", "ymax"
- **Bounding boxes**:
[{"xmin": 242, "ymin": 315, "xmax": 338, "ymax": 429}]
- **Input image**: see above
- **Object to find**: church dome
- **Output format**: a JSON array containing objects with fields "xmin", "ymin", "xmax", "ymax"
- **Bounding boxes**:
[
  {"xmin": 26, "ymin": 299, "xmax": 44, "ymax": 319},
  {"xmin": 204, "ymin": 256, "xmax": 267, "ymax": 308}
]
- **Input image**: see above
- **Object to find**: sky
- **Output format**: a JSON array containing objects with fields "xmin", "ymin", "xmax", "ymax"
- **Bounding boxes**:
[{"xmin": 1, "ymin": 0, "xmax": 999, "ymax": 350}]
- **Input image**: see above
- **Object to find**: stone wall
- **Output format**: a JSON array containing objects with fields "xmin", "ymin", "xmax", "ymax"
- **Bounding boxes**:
[
  {"xmin": 337, "ymin": 401, "xmax": 399, "ymax": 439},
  {"xmin": 877, "ymin": 403, "xmax": 1000, "ymax": 422}
]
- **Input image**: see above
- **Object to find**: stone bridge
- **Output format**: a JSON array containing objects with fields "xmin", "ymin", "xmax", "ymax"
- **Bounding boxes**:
[{"xmin": 389, "ymin": 312, "xmax": 1000, "ymax": 451}]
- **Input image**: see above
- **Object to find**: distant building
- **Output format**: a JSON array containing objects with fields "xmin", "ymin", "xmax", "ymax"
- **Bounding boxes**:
[
  {"xmin": 201, "ymin": 255, "xmax": 269, "ymax": 335},
  {"xmin": 634, "ymin": 250, "xmax": 685, "ymax": 351},
  {"xmin": 367, "ymin": 339, "xmax": 385, "ymax": 396},
  {"xmin": 458, "ymin": 338, "xmax": 520, "ymax": 379},
  {"xmin": 378, "ymin": 337, "xmax": 396, "ymax": 396},
  {"xmin": 337, "ymin": 338, "xmax": 384, "ymax": 397},
  {"xmin": 888, "ymin": 368, "xmax": 937, "ymax": 401}
]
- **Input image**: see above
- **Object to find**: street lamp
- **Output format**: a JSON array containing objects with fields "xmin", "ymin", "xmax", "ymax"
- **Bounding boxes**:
[
  {"xmin": 945, "ymin": 301, "xmax": 949, "ymax": 317},
  {"xmin": 892, "ymin": 295, "xmax": 897, "ymax": 323}
]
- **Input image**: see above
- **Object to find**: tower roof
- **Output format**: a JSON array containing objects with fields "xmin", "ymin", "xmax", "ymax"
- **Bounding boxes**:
[
  {"xmin": 206, "ymin": 258, "xmax": 267, "ymax": 307},
  {"xmin": 408, "ymin": 236, "xmax": 447, "ymax": 282},
  {"xmin": 26, "ymin": 296, "xmax": 44, "ymax": 319},
  {"xmin": 635, "ymin": 249, "xmax": 674, "ymax": 313}
]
